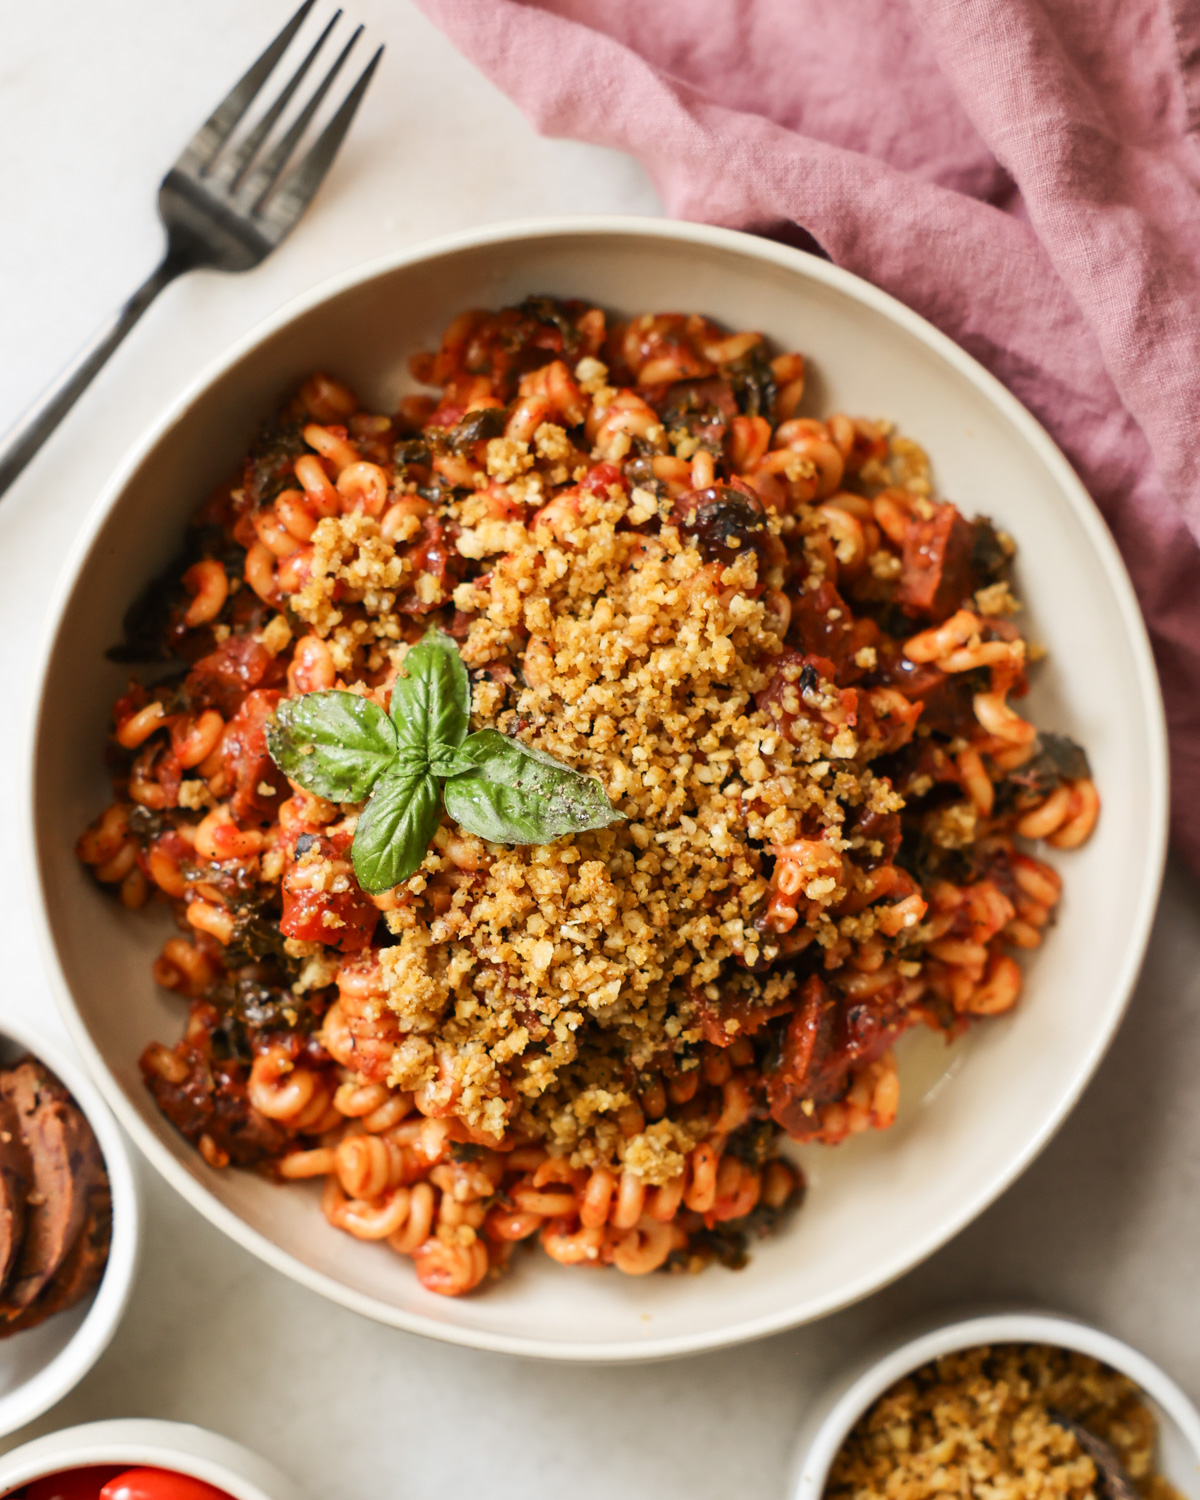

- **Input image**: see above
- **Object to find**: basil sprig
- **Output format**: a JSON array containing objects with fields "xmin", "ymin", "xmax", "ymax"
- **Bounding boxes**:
[{"xmin": 266, "ymin": 628, "xmax": 624, "ymax": 893}]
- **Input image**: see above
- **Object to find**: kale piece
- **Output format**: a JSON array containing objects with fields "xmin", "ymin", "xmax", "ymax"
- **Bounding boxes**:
[
  {"xmin": 969, "ymin": 517, "xmax": 1012, "ymax": 585},
  {"xmin": 723, "ymin": 344, "xmax": 777, "ymax": 419}
]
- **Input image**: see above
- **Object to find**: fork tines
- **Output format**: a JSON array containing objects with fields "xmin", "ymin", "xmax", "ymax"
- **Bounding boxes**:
[{"xmin": 176, "ymin": 2, "xmax": 383, "ymax": 231}]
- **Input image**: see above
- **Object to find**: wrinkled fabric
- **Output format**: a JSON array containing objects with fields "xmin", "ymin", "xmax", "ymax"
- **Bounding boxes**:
[{"xmin": 417, "ymin": 0, "xmax": 1200, "ymax": 864}]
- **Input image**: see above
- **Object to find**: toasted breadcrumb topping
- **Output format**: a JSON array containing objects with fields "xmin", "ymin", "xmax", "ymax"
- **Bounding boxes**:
[
  {"xmin": 283, "ymin": 426, "xmax": 909, "ymax": 1171},
  {"xmin": 826, "ymin": 1344, "xmax": 1182, "ymax": 1500}
]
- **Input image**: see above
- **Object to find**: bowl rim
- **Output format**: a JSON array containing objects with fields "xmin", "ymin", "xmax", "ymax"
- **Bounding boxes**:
[
  {"xmin": 22, "ymin": 213, "xmax": 1170, "ymax": 1361},
  {"xmin": 790, "ymin": 1309, "xmax": 1200, "ymax": 1498},
  {"xmin": 0, "ymin": 1417, "xmax": 306, "ymax": 1499},
  {"xmin": 0, "ymin": 1016, "xmax": 140, "ymax": 1438}
]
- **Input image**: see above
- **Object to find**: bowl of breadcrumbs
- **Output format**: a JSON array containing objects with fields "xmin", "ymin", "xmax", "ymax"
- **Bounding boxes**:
[{"xmin": 793, "ymin": 1312, "xmax": 1200, "ymax": 1500}]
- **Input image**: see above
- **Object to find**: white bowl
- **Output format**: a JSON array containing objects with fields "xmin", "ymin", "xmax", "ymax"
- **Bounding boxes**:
[
  {"xmin": 24, "ymin": 216, "xmax": 1167, "ymax": 1360},
  {"xmin": 0, "ymin": 1418, "xmax": 306, "ymax": 1499},
  {"xmin": 792, "ymin": 1310, "xmax": 1200, "ymax": 1500},
  {"xmin": 0, "ymin": 1018, "xmax": 139, "ymax": 1438}
]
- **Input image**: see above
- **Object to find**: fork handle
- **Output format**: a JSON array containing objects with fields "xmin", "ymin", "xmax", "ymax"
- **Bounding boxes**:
[{"xmin": 0, "ymin": 253, "xmax": 185, "ymax": 501}]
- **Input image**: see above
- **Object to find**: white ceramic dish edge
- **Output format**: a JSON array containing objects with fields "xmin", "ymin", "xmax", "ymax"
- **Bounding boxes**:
[
  {"xmin": 22, "ymin": 215, "xmax": 1170, "ymax": 1361},
  {"xmin": 790, "ymin": 1310, "xmax": 1200, "ymax": 1500},
  {"xmin": 0, "ymin": 1418, "xmax": 307, "ymax": 1499},
  {"xmin": 0, "ymin": 1017, "xmax": 140, "ymax": 1439}
]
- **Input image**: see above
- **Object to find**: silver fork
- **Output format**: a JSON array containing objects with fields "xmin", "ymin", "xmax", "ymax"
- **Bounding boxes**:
[{"xmin": 0, "ymin": 2, "xmax": 383, "ymax": 500}]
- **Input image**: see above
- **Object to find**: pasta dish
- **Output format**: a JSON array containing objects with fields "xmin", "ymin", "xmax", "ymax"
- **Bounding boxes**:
[{"xmin": 77, "ymin": 298, "xmax": 1099, "ymax": 1296}]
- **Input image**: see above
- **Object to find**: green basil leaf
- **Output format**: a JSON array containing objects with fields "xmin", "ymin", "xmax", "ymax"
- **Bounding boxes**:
[
  {"xmin": 351, "ymin": 764, "xmax": 443, "ymax": 893},
  {"xmin": 390, "ymin": 628, "xmax": 470, "ymax": 761},
  {"xmin": 442, "ymin": 729, "xmax": 624, "ymax": 845},
  {"xmin": 429, "ymin": 745, "xmax": 472, "ymax": 779},
  {"xmin": 267, "ymin": 691, "xmax": 398, "ymax": 802}
]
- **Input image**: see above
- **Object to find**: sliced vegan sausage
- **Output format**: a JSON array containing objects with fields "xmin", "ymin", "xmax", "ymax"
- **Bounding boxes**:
[
  {"xmin": 0, "ymin": 1091, "xmax": 31, "ymax": 1293},
  {"xmin": 0, "ymin": 1170, "xmax": 112, "ymax": 1336},
  {"xmin": 0, "ymin": 1059, "xmax": 102, "ymax": 1312},
  {"xmin": 896, "ymin": 502, "xmax": 975, "ymax": 621}
]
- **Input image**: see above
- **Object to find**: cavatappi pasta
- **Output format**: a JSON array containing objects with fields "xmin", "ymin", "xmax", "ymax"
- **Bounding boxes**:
[{"xmin": 78, "ymin": 298, "xmax": 1099, "ymax": 1297}]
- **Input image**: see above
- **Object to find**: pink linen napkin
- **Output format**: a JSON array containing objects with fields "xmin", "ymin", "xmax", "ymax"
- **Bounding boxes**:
[{"xmin": 417, "ymin": 0, "xmax": 1200, "ymax": 867}]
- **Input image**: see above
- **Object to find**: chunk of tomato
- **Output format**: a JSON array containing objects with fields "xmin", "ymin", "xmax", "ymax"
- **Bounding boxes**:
[
  {"xmin": 99, "ymin": 1468, "xmax": 233, "ymax": 1500},
  {"xmin": 280, "ymin": 834, "xmax": 378, "ymax": 952},
  {"xmin": 221, "ymin": 687, "xmax": 288, "ymax": 823}
]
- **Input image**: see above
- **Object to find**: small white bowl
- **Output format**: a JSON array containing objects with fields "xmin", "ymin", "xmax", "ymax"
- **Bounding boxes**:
[
  {"xmin": 0, "ymin": 1418, "xmax": 306, "ymax": 1499},
  {"xmin": 26, "ymin": 217, "xmax": 1168, "ymax": 1359},
  {"xmin": 792, "ymin": 1310, "xmax": 1200, "ymax": 1500},
  {"xmin": 0, "ymin": 1017, "xmax": 139, "ymax": 1440}
]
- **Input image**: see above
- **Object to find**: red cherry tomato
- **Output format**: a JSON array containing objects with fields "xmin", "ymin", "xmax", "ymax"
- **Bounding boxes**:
[
  {"xmin": 24, "ymin": 1468, "xmax": 124, "ymax": 1500},
  {"xmin": 99, "ymin": 1471, "xmax": 232, "ymax": 1500}
]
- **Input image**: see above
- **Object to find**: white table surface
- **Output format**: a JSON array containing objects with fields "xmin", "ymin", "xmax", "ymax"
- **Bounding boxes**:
[{"xmin": 2, "ymin": 3, "xmax": 1198, "ymax": 1495}]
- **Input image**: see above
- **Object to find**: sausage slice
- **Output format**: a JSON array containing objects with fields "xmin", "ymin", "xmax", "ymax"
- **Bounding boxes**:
[
  {"xmin": 0, "ymin": 1092, "xmax": 31, "ymax": 1293},
  {"xmin": 0, "ymin": 1060, "xmax": 102, "ymax": 1312},
  {"xmin": 0, "ymin": 1171, "xmax": 112, "ymax": 1336}
]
